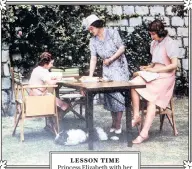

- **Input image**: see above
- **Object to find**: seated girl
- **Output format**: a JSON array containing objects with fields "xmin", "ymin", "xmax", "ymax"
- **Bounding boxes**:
[
  {"xmin": 130, "ymin": 19, "xmax": 179, "ymax": 144},
  {"xmin": 29, "ymin": 52, "xmax": 69, "ymax": 112}
]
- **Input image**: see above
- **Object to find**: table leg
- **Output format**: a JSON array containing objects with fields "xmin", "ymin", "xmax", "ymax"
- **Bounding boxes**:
[
  {"xmin": 125, "ymin": 90, "xmax": 133, "ymax": 147},
  {"xmin": 55, "ymin": 85, "xmax": 60, "ymax": 98},
  {"xmin": 85, "ymin": 91, "xmax": 94, "ymax": 150}
]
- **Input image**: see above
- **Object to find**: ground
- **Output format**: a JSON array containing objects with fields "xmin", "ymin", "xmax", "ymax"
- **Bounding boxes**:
[{"xmin": 2, "ymin": 96, "xmax": 189, "ymax": 166}]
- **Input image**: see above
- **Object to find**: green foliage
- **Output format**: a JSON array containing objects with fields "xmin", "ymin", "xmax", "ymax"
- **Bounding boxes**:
[
  {"xmin": 175, "ymin": 70, "xmax": 189, "ymax": 96},
  {"xmin": 120, "ymin": 22, "xmax": 151, "ymax": 75},
  {"xmin": 171, "ymin": 5, "xmax": 188, "ymax": 18},
  {"xmin": 2, "ymin": 5, "xmax": 188, "ymax": 95},
  {"xmin": 2, "ymin": 5, "xmax": 109, "ymax": 75}
]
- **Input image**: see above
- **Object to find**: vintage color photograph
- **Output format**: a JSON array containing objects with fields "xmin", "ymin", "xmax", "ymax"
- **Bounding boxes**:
[{"xmin": 1, "ymin": 1, "xmax": 191, "ymax": 168}]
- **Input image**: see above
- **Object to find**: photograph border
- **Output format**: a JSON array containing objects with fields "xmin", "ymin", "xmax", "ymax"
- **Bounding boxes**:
[{"xmin": 0, "ymin": 1, "xmax": 191, "ymax": 169}]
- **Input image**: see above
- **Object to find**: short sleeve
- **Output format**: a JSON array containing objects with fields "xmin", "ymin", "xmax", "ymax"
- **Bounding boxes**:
[
  {"xmin": 40, "ymin": 69, "xmax": 50, "ymax": 82},
  {"xmin": 165, "ymin": 39, "xmax": 180, "ymax": 59},
  {"xmin": 89, "ymin": 38, "xmax": 97, "ymax": 56},
  {"xmin": 150, "ymin": 40, "xmax": 156, "ymax": 55},
  {"xmin": 111, "ymin": 29, "xmax": 124, "ymax": 48},
  {"xmin": 29, "ymin": 67, "xmax": 50, "ymax": 85}
]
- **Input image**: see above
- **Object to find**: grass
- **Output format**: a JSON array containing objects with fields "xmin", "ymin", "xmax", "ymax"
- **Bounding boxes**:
[{"xmin": 2, "ymin": 96, "xmax": 189, "ymax": 166}]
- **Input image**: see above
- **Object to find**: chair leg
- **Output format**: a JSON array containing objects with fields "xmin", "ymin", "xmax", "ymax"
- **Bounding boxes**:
[
  {"xmin": 64, "ymin": 100, "xmax": 85, "ymax": 120},
  {"xmin": 12, "ymin": 112, "xmax": 22, "ymax": 136},
  {"xmin": 166, "ymin": 114, "xmax": 178, "ymax": 136},
  {"xmin": 20, "ymin": 114, "xmax": 24, "ymax": 142},
  {"xmin": 20, "ymin": 101, "xmax": 25, "ymax": 142},
  {"xmin": 55, "ymin": 107, "xmax": 60, "ymax": 134},
  {"xmin": 45, "ymin": 117, "xmax": 48, "ymax": 126},
  {"xmin": 80, "ymin": 103, "xmax": 83, "ymax": 116},
  {"xmin": 136, "ymin": 124, "xmax": 141, "ymax": 134},
  {"xmin": 140, "ymin": 98, "xmax": 145, "ymax": 130},
  {"xmin": 71, "ymin": 109, "xmax": 85, "ymax": 120},
  {"xmin": 159, "ymin": 114, "xmax": 165, "ymax": 132},
  {"xmin": 165, "ymin": 98, "xmax": 178, "ymax": 136},
  {"xmin": 14, "ymin": 107, "xmax": 18, "ymax": 126}
]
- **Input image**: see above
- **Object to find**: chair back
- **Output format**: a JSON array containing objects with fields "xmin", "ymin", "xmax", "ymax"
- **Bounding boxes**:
[
  {"xmin": 11, "ymin": 68, "xmax": 59, "ymax": 141},
  {"xmin": 25, "ymin": 95, "xmax": 56, "ymax": 117}
]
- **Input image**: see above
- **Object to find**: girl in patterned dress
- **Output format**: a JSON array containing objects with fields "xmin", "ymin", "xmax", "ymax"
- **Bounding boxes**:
[
  {"xmin": 130, "ymin": 20, "xmax": 179, "ymax": 144},
  {"xmin": 83, "ymin": 14, "xmax": 130, "ymax": 134}
]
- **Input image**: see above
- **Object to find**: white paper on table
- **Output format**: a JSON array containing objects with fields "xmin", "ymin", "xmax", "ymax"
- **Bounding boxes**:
[{"xmin": 80, "ymin": 79, "xmax": 99, "ymax": 83}]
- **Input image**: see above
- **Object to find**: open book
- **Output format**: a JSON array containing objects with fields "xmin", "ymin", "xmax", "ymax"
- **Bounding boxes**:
[{"xmin": 138, "ymin": 71, "xmax": 159, "ymax": 82}]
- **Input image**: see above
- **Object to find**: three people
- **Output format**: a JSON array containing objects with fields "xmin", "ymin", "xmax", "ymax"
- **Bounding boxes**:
[
  {"xmin": 29, "ymin": 16, "xmax": 179, "ymax": 144},
  {"xmin": 130, "ymin": 19, "xmax": 179, "ymax": 144},
  {"xmin": 83, "ymin": 14, "xmax": 130, "ymax": 134}
]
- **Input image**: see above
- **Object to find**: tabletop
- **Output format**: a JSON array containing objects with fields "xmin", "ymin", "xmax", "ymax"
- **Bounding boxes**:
[{"xmin": 57, "ymin": 80, "xmax": 146, "ymax": 92}]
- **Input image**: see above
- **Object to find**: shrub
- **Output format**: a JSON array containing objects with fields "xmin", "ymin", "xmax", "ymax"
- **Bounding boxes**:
[{"xmin": 2, "ymin": 5, "xmax": 188, "ymax": 96}]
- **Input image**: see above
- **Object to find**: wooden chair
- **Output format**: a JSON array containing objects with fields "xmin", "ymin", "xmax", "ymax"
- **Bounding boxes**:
[
  {"xmin": 11, "ymin": 69, "xmax": 59, "ymax": 141},
  {"xmin": 139, "ymin": 97, "xmax": 178, "ymax": 136},
  {"xmin": 50, "ymin": 67, "xmax": 85, "ymax": 120},
  {"xmin": 10, "ymin": 68, "xmax": 28, "ymax": 129}
]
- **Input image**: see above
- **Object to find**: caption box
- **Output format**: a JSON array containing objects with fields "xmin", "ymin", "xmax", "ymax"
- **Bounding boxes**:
[{"xmin": 50, "ymin": 152, "xmax": 140, "ymax": 169}]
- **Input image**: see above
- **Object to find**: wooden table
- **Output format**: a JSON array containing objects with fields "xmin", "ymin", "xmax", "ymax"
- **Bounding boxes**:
[{"xmin": 57, "ymin": 80, "xmax": 145, "ymax": 150}]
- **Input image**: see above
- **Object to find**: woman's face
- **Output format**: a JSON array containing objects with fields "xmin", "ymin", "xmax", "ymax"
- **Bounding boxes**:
[
  {"xmin": 45, "ymin": 60, "xmax": 54, "ymax": 69},
  {"xmin": 88, "ymin": 26, "xmax": 99, "ymax": 36},
  {"xmin": 149, "ymin": 31, "xmax": 160, "ymax": 41}
]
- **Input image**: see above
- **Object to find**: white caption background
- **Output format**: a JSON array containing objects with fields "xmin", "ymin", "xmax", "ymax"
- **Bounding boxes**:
[{"xmin": 51, "ymin": 153, "xmax": 140, "ymax": 169}]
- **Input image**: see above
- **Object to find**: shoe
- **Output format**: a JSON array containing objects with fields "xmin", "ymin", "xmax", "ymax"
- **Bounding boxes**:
[
  {"xmin": 115, "ymin": 125, "xmax": 122, "ymax": 134},
  {"xmin": 109, "ymin": 128, "xmax": 115, "ymax": 133},
  {"xmin": 132, "ymin": 135, "xmax": 149, "ymax": 144},
  {"xmin": 132, "ymin": 116, "xmax": 141, "ymax": 127}
]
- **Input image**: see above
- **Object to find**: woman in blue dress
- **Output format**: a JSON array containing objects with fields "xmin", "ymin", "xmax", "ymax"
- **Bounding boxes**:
[{"xmin": 83, "ymin": 14, "xmax": 130, "ymax": 134}]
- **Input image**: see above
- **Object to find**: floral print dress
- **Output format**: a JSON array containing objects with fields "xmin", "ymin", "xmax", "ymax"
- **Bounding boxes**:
[{"xmin": 89, "ymin": 28, "xmax": 130, "ymax": 112}]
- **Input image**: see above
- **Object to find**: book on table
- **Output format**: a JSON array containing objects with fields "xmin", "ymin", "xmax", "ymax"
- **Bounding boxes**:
[{"xmin": 138, "ymin": 71, "xmax": 159, "ymax": 82}]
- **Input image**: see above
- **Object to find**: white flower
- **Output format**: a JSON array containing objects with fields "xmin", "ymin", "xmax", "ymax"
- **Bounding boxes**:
[
  {"xmin": 0, "ymin": 0, "xmax": 6, "ymax": 11},
  {"xmin": 68, "ymin": 56, "xmax": 72, "ymax": 60},
  {"xmin": 0, "ymin": 160, "xmax": 7, "ymax": 169},
  {"xmin": 183, "ymin": 160, "xmax": 192, "ymax": 169},
  {"xmin": 184, "ymin": 0, "xmax": 192, "ymax": 10}
]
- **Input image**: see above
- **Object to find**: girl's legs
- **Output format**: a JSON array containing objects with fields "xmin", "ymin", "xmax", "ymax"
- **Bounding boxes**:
[
  {"xmin": 133, "ymin": 102, "xmax": 156, "ymax": 143},
  {"xmin": 131, "ymin": 89, "xmax": 141, "ymax": 126},
  {"xmin": 56, "ymin": 97, "xmax": 69, "ymax": 111}
]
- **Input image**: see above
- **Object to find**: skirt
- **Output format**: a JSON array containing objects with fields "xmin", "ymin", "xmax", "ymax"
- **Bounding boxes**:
[{"xmin": 131, "ymin": 64, "xmax": 175, "ymax": 109}]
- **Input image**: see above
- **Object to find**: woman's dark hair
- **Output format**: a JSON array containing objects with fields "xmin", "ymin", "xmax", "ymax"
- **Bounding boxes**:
[
  {"xmin": 38, "ymin": 52, "xmax": 53, "ymax": 66},
  {"xmin": 148, "ymin": 19, "xmax": 168, "ymax": 38},
  {"xmin": 90, "ymin": 20, "xmax": 104, "ymax": 28}
]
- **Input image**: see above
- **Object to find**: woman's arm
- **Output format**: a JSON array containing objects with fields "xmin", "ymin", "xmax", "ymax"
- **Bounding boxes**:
[
  {"xmin": 89, "ymin": 56, "xmax": 97, "ymax": 77},
  {"xmin": 103, "ymin": 46, "xmax": 125, "ymax": 66},
  {"xmin": 45, "ymin": 78, "xmax": 58, "ymax": 85},
  {"xmin": 145, "ymin": 58, "xmax": 178, "ymax": 73},
  {"xmin": 140, "ymin": 63, "xmax": 155, "ymax": 70}
]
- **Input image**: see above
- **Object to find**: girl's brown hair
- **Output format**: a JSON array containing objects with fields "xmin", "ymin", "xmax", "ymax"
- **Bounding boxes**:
[
  {"xmin": 38, "ymin": 52, "xmax": 53, "ymax": 66},
  {"xmin": 148, "ymin": 19, "xmax": 168, "ymax": 38}
]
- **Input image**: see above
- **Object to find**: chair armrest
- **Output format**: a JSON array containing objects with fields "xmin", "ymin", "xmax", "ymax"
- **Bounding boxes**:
[{"xmin": 22, "ymin": 84, "xmax": 58, "ymax": 89}]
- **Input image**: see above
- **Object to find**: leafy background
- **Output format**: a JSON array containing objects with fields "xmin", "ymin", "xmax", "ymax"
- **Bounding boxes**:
[{"xmin": 1, "ymin": 5, "xmax": 188, "ymax": 95}]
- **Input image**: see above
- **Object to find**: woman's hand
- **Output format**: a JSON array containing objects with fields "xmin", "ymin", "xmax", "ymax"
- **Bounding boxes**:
[
  {"xmin": 51, "ymin": 76, "xmax": 57, "ymax": 80},
  {"xmin": 103, "ymin": 58, "xmax": 112, "ymax": 66},
  {"xmin": 132, "ymin": 72, "xmax": 139, "ymax": 78},
  {"xmin": 140, "ymin": 66, "xmax": 148, "ymax": 71}
]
